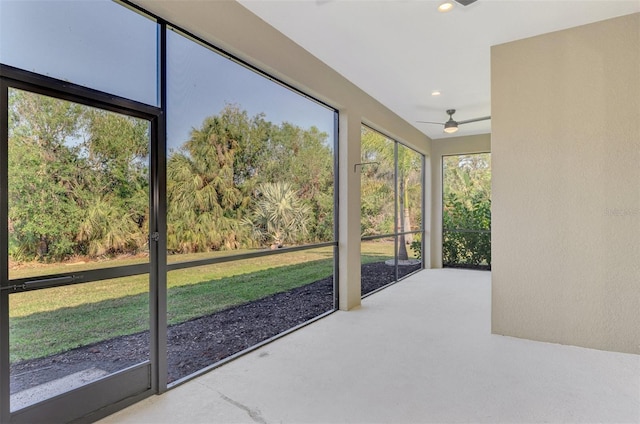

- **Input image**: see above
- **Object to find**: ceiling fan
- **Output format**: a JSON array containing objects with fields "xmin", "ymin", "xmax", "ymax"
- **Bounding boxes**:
[{"xmin": 417, "ymin": 109, "xmax": 490, "ymax": 134}]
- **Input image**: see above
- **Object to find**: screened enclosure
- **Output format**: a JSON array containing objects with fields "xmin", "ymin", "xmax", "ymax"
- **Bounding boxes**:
[{"xmin": 0, "ymin": 1, "xmax": 337, "ymax": 422}]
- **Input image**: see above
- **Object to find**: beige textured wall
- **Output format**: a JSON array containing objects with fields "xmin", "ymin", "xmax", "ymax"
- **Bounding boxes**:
[
  {"xmin": 491, "ymin": 13, "xmax": 640, "ymax": 354},
  {"xmin": 430, "ymin": 134, "xmax": 491, "ymax": 268}
]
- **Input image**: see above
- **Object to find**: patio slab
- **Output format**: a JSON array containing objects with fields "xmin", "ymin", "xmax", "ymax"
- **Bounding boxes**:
[{"xmin": 100, "ymin": 269, "xmax": 640, "ymax": 424}]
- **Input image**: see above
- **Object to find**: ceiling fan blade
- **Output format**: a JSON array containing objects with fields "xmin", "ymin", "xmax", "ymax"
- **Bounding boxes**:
[
  {"xmin": 416, "ymin": 121, "xmax": 445, "ymax": 125},
  {"xmin": 457, "ymin": 116, "xmax": 491, "ymax": 125}
]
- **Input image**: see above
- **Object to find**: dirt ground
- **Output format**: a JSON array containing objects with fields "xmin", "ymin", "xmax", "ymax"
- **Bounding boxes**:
[{"xmin": 11, "ymin": 261, "xmax": 421, "ymax": 392}]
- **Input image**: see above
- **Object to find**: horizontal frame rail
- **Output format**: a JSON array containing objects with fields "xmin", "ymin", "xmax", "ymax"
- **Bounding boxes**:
[
  {"xmin": 3, "ymin": 263, "xmax": 149, "ymax": 293},
  {"xmin": 167, "ymin": 241, "xmax": 338, "ymax": 272},
  {"xmin": 443, "ymin": 229, "xmax": 491, "ymax": 233},
  {"xmin": 361, "ymin": 230, "xmax": 422, "ymax": 242}
]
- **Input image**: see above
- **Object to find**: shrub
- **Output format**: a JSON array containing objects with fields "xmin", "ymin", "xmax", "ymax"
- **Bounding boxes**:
[
  {"xmin": 410, "ymin": 236, "xmax": 422, "ymax": 260},
  {"xmin": 442, "ymin": 194, "xmax": 491, "ymax": 268}
]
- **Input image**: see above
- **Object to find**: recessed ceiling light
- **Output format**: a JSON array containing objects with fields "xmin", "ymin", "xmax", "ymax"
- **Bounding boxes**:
[
  {"xmin": 431, "ymin": 90, "xmax": 441, "ymax": 96},
  {"xmin": 438, "ymin": 2, "xmax": 454, "ymax": 12}
]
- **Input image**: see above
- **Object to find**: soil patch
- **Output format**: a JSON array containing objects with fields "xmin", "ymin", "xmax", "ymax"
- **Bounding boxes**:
[{"xmin": 11, "ymin": 261, "xmax": 421, "ymax": 392}]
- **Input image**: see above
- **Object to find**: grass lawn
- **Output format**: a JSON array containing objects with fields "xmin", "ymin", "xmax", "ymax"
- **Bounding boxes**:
[{"xmin": 10, "ymin": 242, "xmax": 396, "ymax": 362}]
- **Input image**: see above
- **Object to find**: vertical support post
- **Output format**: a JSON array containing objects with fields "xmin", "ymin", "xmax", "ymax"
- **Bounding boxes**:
[
  {"xmin": 393, "ymin": 141, "xmax": 399, "ymax": 280},
  {"xmin": 421, "ymin": 153, "xmax": 429, "ymax": 269},
  {"xmin": 430, "ymin": 152, "xmax": 444, "ymax": 268},
  {"xmin": 0, "ymin": 78, "xmax": 11, "ymax": 423},
  {"xmin": 332, "ymin": 110, "xmax": 340, "ymax": 310},
  {"xmin": 338, "ymin": 112, "xmax": 361, "ymax": 310},
  {"xmin": 153, "ymin": 20, "xmax": 168, "ymax": 394}
]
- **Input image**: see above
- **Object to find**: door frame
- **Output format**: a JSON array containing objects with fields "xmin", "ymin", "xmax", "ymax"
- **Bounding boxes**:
[{"xmin": 0, "ymin": 64, "xmax": 165, "ymax": 423}]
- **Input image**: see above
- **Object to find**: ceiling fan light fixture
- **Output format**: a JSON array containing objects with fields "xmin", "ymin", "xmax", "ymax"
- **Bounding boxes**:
[
  {"xmin": 443, "ymin": 120, "xmax": 459, "ymax": 133},
  {"xmin": 438, "ymin": 2, "xmax": 454, "ymax": 12}
]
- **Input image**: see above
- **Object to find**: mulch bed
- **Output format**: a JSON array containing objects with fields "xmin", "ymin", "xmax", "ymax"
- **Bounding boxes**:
[
  {"xmin": 10, "ymin": 261, "xmax": 421, "ymax": 393},
  {"xmin": 444, "ymin": 263, "xmax": 491, "ymax": 271}
]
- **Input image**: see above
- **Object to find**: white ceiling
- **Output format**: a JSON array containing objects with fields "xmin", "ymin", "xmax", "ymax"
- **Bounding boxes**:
[{"xmin": 238, "ymin": 0, "xmax": 639, "ymax": 139}]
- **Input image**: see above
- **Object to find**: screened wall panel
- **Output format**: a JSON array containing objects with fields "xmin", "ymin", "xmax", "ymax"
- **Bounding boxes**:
[
  {"xmin": 6, "ymin": 88, "xmax": 151, "ymax": 279},
  {"xmin": 397, "ymin": 143, "xmax": 424, "ymax": 259},
  {"xmin": 166, "ymin": 247, "xmax": 334, "ymax": 382},
  {"xmin": 360, "ymin": 126, "xmax": 424, "ymax": 297},
  {"xmin": 167, "ymin": 29, "xmax": 335, "ymax": 260},
  {"xmin": 9, "ymin": 275, "xmax": 150, "ymax": 412},
  {"xmin": 165, "ymin": 28, "xmax": 337, "ymax": 383},
  {"xmin": 1, "ymin": 79, "xmax": 157, "ymax": 421},
  {"xmin": 0, "ymin": 1, "xmax": 158, "ymax": 105},
  {"xmin": 360, "ymin": 128, "xmax": 395, "ymax": 237},
  {"xmin": 442, "ymin": 153, "xmax": 491, "ymax": 269},
  {"xmin": 360, "ymin": 238, "xmax": 395, "ymax": 296}
]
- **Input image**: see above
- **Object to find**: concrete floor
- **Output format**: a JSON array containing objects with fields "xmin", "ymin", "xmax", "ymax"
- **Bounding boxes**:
[{"xmin": 100, "ymin": 269, "xmax": 639, "ymax": 424}]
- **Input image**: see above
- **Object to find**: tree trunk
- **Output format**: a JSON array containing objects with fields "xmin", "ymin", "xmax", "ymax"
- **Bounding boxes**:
[
  {"xmin": 397, "ymin": 176, "xmax": 409, "ymax": 261},
  {"xmin": 37, "ymin": 235, "xmax": 48, "ymax": 261},
  {"xmin": 403, "ymin": 193, "xmax": 413, "ymax": 245},
  {"xmin": 397, "ymin": 233, "xmax": 409, "ymax": 261}
]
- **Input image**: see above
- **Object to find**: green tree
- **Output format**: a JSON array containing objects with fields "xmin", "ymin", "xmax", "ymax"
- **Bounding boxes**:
[
  {"xmin": 167, "ymin": 105, "xmax": 334, "ymax": 253},
  {"xmin": 77, "ymin": 110, "xmax": 150, "ymax": 256},
  {"xmin": 8, "ymin": 89, "xmax": 152, "ymax": 261},
  {"xmin": 8, "ymin": 89, "xmax": 86, "ymax": 261},
  {"xmin": 166, "ymin": 105, "xmax": 267, "ymax": 253},
  {"xmin": 262, "ymin": 123, "xmax": 334, "ymax": 242},
  {"xmin": 443, "ymin": 154, "xmax": 491, "ymax": 209}
]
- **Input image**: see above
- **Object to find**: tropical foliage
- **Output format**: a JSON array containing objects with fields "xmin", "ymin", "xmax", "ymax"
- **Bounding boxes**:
[
  {"xmin": 442, "ymin": 154, "xmax": 491, "ymax": 268},
  {"xmin": 165, "ymin": 104, "xmax": 333, "ymax": 254},
  {"xmin": 360, "ymin": 126, "xmax": 422, "ymax": 260},
  {"xmin": 244, "ymin": 182, "xmax": 311, "ymax": 247},
  {"xmin": 8, "ymin": 90, "xmax": 334, "ymax": 262},
  {"xmin": 8, "ymin": 89, "xmax": 149, "ymax": 261}
]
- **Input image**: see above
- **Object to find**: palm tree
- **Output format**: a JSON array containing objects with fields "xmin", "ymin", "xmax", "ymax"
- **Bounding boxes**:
[
  {"xmin": 77, "ymin": 196, "xmax": 146, "ymax": 256},
  {"xmin": 166, "ymin": 150, "xmax": 245, "ymax": 253},
  {"xmin": 361, "ymin": 127, "xmax": 422, "ymax": 261},
  {"xmin": 166, "ymin": 106, "xmax": 256, "ymax": 253},
  {"xmin": 245, "ymin": 182, "xmax": 311, "ymax": 248},
  {"xmin": 396, "ymin": 144, "xmax": 422, "ymax": 256}
]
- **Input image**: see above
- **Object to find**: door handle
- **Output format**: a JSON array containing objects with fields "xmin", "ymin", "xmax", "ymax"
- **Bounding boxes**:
[{"xmin": 1, "ymin": 275, "xmax": 79, "ymax": 292}]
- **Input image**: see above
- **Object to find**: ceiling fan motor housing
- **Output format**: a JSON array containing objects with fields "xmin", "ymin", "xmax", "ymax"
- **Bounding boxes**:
[
  {"xmin": 444, "ymin": 119, "xmax": 458, "ymax": 133},
  {"xmin": 455, "ymin": 0, "xmax": 478, "ymax": 6}
]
